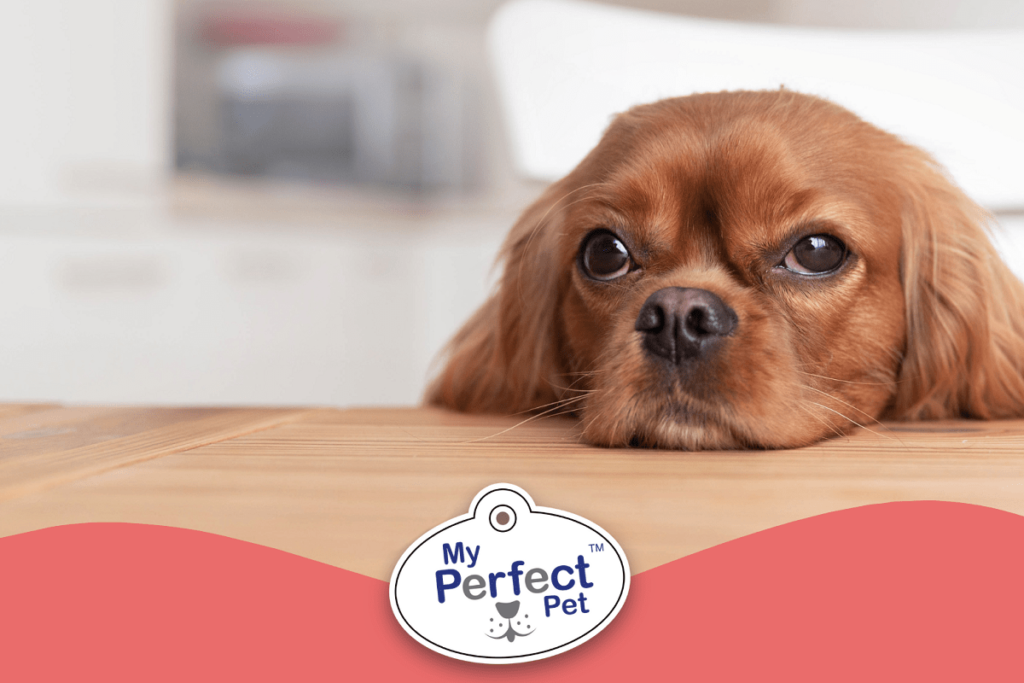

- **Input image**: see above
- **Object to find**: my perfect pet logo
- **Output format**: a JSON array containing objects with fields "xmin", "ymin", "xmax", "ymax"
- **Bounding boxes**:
[{"xmin": 389, "ymin": 484, "xmax": 630, "ymax": 664}]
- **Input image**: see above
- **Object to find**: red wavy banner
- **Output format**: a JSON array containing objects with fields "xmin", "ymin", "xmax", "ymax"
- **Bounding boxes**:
[{"xmin": 1, "ymin": 501, "xmax": 1022, "ymax": 681}]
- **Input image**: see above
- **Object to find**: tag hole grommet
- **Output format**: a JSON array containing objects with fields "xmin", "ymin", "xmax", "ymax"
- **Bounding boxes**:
[{"xmin": 489, "ymin": 505, "xmax": 517, "ymax": 532}]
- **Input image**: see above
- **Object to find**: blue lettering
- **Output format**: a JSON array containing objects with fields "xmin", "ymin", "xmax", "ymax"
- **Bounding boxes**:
[
  {"xmin": 508, "ymin": 560, "xmax": 525, "ymax": 595},
  {"xmin": 544, "ymin": 595, "xmax": 560, "ymax": 617},
  {"xmin": 466, "ymin": 545, "xmax": 481, "ymax": 568},
  {"xmin": 442, "ymin": 543, "xmax": 465, "ymax": 565},
  {"xmin": 551, "ymin": 565, "xmax": 575, "ymax": 590},
  {"xmin": 435, "ymin": 569, "xmax": 461, "ymax": 603},
  {"xmin": 488, "ymin": 571, "xmax": 506, "ymax": 597},
  {"xmin": 575, "ymin": 555, "xmax": 594, "ymax": 588}
]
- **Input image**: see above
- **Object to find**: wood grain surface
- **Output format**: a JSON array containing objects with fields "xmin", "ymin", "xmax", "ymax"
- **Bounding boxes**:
[
  {"xmin": 0, "ymin": 406, "xmax": 312, "ymax": 502},
  {"xmin": 1, "ymin": 405, "xmax": 1023, "ymax": 581}
]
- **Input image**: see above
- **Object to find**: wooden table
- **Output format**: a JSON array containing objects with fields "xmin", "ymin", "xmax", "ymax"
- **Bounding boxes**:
[{"xmin": 2, "ymin": 404, "xmax": 1023, "ymax": 581}]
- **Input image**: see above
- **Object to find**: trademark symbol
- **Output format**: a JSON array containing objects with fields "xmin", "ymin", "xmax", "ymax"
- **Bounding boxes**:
[{"xmin": 588, "ymin": 543, "xmax": 604, "ymax": 552}]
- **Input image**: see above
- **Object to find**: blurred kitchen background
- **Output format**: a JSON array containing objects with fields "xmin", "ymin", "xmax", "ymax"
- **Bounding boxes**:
[{"xmin": 1, "ymin": 0, "xmax": 1022, "ymax": 408}]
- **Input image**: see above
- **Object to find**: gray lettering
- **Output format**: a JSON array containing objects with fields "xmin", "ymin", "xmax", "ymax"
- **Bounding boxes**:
[
  {"xmin": 462, "ymin": 574, "xmax": 486, "ymax": 599},
  {"xmin": 525, "ymin": 568, "xmax": 549, "ymax": 593}
]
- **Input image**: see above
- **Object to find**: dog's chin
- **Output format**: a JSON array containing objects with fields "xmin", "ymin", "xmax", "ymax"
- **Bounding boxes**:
[
  {"xmin": 631, "ymin": 415, "xmax": 745, "ymax": 451},
  {"xmin": 574, "ymin": 360, "xmax": 857, "ymax": 451},
  {"xmin": 579, "ymin": 394, "xmax": 840, "ymax": 451},
  {"xmin": 579, "ymin": 395, "xmax": 746, "ymax": 450}
]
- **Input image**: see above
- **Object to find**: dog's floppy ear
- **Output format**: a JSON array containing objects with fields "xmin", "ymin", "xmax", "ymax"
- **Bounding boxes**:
[
  {"xmin": 891, "ymin": 156, "xmax": 1024, "ymax": 420},
  {"xmin": 426, "ymin": 180, "xmax": 571, "ymax": 413}
]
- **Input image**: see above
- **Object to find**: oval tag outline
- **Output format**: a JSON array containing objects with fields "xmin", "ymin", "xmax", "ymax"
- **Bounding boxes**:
[{"xmin": 389, "ymin": 483, "xmax": 631, "ymax": 664}]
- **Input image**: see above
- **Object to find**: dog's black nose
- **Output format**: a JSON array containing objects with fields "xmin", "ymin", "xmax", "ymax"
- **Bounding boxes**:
[
  {"xmin": 496, "ymin": 601, "xmax": 520, "ymax": 619},
  {"xmin": 635, "ymin": 287, "xmax": 737, "ymax": 364}
]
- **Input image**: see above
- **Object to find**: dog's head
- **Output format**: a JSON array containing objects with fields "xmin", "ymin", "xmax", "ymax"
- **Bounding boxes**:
[{"xmin": 428, "ymin": 90, "xmax": 1024, "ymax": 449}]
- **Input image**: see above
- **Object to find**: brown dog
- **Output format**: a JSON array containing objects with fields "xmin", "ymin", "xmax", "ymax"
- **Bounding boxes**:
[{"xmin": 428, "ymin": 90, "xmax": 1024, "ymax": 449}]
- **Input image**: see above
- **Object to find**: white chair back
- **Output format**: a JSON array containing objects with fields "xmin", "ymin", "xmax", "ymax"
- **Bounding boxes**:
[{"xmin": 489, "ymin": 0, "xmax": 1024, "ymax": 210}]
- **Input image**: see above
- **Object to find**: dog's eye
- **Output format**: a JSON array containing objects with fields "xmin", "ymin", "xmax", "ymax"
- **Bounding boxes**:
[
  {"xmin": 580, "ymin": 230, "xmax": 632, "ymax": 280},
  {"xmin": 783, "ymin": 235, "xmax": 847, "ymax": 274}
]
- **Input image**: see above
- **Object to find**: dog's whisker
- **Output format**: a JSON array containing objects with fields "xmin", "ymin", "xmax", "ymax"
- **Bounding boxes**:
[
  {"xmin": 801, "ymin": 384, "xmax": 894, "ymax": 432},
  {"xmin": 558, "ymin": 388, "xmax": 598, "ymax": 397},
  {"xmin": 547, "ymin": 372, "xmax": 598, "ymax": 395},
  {"xmin": 508, "ymin": 393, "xmax": 590, "ymax": 417},
  {"xmin": 460, "ymin": 397, "xmax": 591, "ymax": 443},
  {"xmin": 795, "ymin": 403, "xmax": 848, "ymax": 440},
  {"xmin": 794, "ymin": 369, "xmax": 903, "ymax": 387},
  {"xmin": 550, "ymin": 389, "xmax": 597, "ymax": 401},
  {"xmin": 796, "ymin": 373, "xmax": 913, "ymax": 448},
  {"xmin": 804, "ymin": 401, "xmax": 904, "ymax": 445},
  {"xmin": 560, "ymin": 367, "xmax": 609, "ymax": 381}
]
